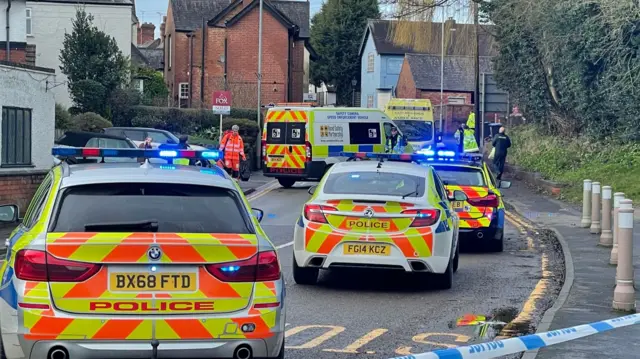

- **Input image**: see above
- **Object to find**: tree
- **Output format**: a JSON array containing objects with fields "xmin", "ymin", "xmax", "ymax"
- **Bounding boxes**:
[
  {"xmin": 310, "ymin": 0, "xmax": 380, "ymax": 105},
  {"xmin": 134, "ymin": 67, "xmax": 169, "ymax": 105},
  {"xmin": 59, "ymin": 7, "xmax": 129, "ymax": 117}
]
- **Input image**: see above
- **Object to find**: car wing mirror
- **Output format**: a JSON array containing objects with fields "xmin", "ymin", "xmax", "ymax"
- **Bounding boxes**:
[
  {"xmin": 448, "ymin": 190, "xmax": 468, "ymax": 202},
  {"xmin": 308, "ymin": 185, "xmax": 317, "ymax": 195},
  {"xmin": 499, "ymin": 180, "xmax": 512, "ymax": 189},
  {"xmin": 251, "ymin": 208, "xmax": 264, "ymax": 223},
  {"xmin": 0, "ymin": 204, "xmax": 20, "ymax": 223}
]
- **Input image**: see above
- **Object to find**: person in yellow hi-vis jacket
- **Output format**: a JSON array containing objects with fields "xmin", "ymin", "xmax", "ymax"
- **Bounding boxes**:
[{"xmin": 463, "ymin": 112, "xmax": 479, "ymax": 152}]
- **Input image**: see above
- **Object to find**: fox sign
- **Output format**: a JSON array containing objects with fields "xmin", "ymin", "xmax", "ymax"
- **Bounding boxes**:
[{"xmin": 213, "ymin": 91, "xmax": 231, "ymax": 115}]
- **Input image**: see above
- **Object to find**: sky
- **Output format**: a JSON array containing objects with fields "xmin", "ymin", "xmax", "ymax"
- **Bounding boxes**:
[{"xmin": 134, "ymin": 0, "xmax": 471, "ymax": 39}]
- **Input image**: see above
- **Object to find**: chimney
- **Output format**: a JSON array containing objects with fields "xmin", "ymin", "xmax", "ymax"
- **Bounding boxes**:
[
  {"xmin": 139, "ymin": 22, "xmax": 156, "ymax": 45},
  {"xmin": 160, "ymin": 16, "xmax": 166, "ymax": 39}
]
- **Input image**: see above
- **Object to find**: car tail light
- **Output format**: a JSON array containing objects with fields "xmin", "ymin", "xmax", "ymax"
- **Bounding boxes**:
[
  {"xmin": 467, "ymin": 194, "xmax": 499, "ymax": 208},
  {"xmin": 261, "ymin": 140, "xmax": 267, "ymax": 163},
  {"xmin": 14, "ymin": 250, "xmax": 102, "ymax": 282},
  {"xmin": 206, "ymin": 251, "xmax": 281, "ymax": 282},
  {"xmin": 303, "ymin": 204, "xmax": 337, "ymax": 223},
  {"xmin": 402, "ymin": 209, "xmax": 440, "ymax": 227},
  {"xmin": 305, "ymin": 141, "xmax": 312, "ymax": 162}
]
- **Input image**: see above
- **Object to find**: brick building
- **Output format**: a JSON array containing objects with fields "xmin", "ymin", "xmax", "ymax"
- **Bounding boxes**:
[{"xmin": 163, "ymin": 0, "xmax": 315, "ymax": 109}]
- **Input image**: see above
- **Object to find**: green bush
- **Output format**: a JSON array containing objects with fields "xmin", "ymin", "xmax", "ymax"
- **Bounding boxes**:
[
  {"xmin": 55, "ymin": 104, "xmax": 72, "ymax": 129},
  {"xmin": 122, "ymin": 106, "xmax": 263, "ymax": 133},
  {"xmin": 509, "ymin": 124, "xmax": 640, "ymax": 203},
  {"xmin": 69, "ymin": 112, "xmax": 113, "ymax": 133}
]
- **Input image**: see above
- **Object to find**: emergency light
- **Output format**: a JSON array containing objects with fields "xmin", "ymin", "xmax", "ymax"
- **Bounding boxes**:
[
  {"xmin": 338, "ymin": 151, "xmax": 483, "ymax": 164},
  {"xmin": 51, "ymin": 147, "xmax": 222, "ymax": 160}
]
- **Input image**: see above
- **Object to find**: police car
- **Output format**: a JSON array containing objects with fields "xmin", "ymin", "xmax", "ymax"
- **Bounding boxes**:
[
  {"xmin": 292, "ymin": 152, "xmax": 466, "ymax": 290},
  {"xmin": 417, "ymin": 149, "xmax": 511, "ymax": 252},
  {"xmin": 0, "ymin": 148, "xmax": 285, "ymax": 359}
]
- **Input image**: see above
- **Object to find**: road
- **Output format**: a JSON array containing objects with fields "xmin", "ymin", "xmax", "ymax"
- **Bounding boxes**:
[{"xmin": 247, "ymin": 181, "xmax": 563, "ymax": 359}]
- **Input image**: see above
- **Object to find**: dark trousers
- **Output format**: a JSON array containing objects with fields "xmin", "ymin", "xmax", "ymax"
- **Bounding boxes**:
[{"xmin": 493, "ymin": 154, "xmax": 506, "ymax": 180}]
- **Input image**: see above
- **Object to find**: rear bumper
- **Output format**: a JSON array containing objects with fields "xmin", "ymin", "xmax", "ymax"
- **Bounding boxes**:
[
  {"xmin": 458, "ymin": 209, "xmax": 504, "ymax": 240},
  {"xmin": 263, "ymin": 160, "xmax": 325, "ymax": 181},
  {"xmin": 20, "ymin": 335, "xmax": 283, "ymax": 359}
]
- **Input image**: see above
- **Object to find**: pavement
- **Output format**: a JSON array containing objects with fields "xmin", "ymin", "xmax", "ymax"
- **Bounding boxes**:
[{"xmin": 506, "ymin": 179, "xmax": 640, "ymax": 359}]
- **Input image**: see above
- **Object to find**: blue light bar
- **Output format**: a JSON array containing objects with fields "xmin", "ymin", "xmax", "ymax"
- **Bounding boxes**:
[
  {"xmin": 51, "ymin": 147, "xmax": 222, "ymax": 161},
  {"xmin": 336, "ymin": 151, "xmax": 485, "ymax": 165}
]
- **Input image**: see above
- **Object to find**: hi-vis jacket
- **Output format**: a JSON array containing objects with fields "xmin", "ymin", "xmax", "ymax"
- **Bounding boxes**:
[
  {"xmin": 220, "ymin": 133, "xmax": 246, "ymax": 160},
  {"xmin": 385, "ymin": 134, "xmax": 405, "ymax": 154},
  {"xmin": 462, "ymin": 113, "xmax": 479, "ymax": 152}
]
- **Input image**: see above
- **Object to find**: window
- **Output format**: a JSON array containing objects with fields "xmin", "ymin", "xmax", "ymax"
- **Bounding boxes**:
[
  {"xmin": 266, "ymin": 123, "xmax": 286, "ymax": 144},
  {"xmin": 324, "ymin": 172, "xmax": 425, "ymax": 198},
  {"xmin": 23, "ymin": 173, "xmax": 53, "ymax": 229},
  {"xmin": 26, "ymin": 8, "xmax": 32, "ymax": 36},
  {"xmin": 85, "ymin": 137, "xmax": 134, "ymax": 149},
  {"xmin": 51, "ymin": 183, "xmax": 253, "ymax": 233},
  {"xmin": 167, "ymin": 35, "xmax": 172, "ymax": 68},
  {"xmin": 348, "ymin": 122, "xmax": 380, "ymax": 145},
  {"xmin": 265, "ymin": 123, "xmax": 305, "ymax": 145},
  {"xmin": 367, "ymin": 53, "xmax": 374, "ymax": 72},
  {"xmin": 1, "ymin": 107, "xmax": 32, "ymax": 167},
  {"xmin": 393, "ymin": 120, "xmax": 433, "ymax": 142},
  {"xmin": 448, "ymin": 97, "xmax": 465, "ymax": 105},
  {"xmin": 432, "ymin": 171, "xmax": 447, "ymax": 201},
  {"xmin": 179, "ymin": 83, "xmax": 189, "ymax": 99},
  {"xmin": 432, "ymin": 165, "xmax": 486, "ymax": 187},
  {"xmin": 146, "ymin": 131, "xmax": 172, "ymax": 144},
  {"xmin": 123, "ymin": 130, "xmax": 146, "ymax": 141},
  {"xmin": 367, "ymin": 95, "xmax": 374, "ymax": 108}
]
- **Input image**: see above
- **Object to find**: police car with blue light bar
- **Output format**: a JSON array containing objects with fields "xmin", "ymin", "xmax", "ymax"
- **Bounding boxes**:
[
  {"xmin": 292, "ymin": 151, "xmax": 468, "ymax": 289},
  {"xmin": 0, "ymin": 147, "xmax": 286, "ymax": 359}
]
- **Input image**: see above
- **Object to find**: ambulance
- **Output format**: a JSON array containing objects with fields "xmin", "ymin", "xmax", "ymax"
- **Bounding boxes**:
[
  {"xmin": 384, "ymin": 98, "xmax": 436, "ymax": 151},
  {"xmin": 261, "ymin": 107, "xmax": 414, "ymax": 188}
]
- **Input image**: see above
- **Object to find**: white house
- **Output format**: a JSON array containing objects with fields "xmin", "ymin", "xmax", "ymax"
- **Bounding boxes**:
[{"xmin": 25, "ymin": 0, "xmax": 135, "ymax": 107}]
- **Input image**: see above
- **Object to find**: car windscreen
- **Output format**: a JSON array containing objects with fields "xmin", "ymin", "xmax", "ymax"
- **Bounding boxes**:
[
  {"xmin": 432, "ymin": 166, "xmax": 486, "ymax": 187},
  {"xmin": 393, "ymin": 120, "xmax": 433, "ymax": 142},
  {"xmin": 323, "ymin": 171, "xmax": 425, "ymax": 197},
  {"xmin": 51, "ymin": 183, "xmax": 252, "ymax": 233}
]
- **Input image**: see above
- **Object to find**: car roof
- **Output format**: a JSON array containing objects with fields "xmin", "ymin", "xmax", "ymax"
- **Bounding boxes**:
[
  {"xmin": 59, "ymin": 162, "xmax": 235, "ymax": 189},
  {"xmin": 108, "ymin": 127, "xmax": 170, "ymax": 133},
  {"xmin": 430, "ymin": 162, "xmax": 484, "ymax": 170},
  {"xmin": 56, "ymin": 131, "xmax": 134, "ymax": 146},
  {"xmin": 330, "ymin": 160, "xmax": 432, "ymax": 177}
]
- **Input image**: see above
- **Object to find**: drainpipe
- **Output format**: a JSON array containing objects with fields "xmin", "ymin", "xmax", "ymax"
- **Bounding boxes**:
[
  {"xmin": 287, "ymin": 33, "xmax": 292, "ymax": 101},
  {"xmin": 200, "ymin": 17, "xmax": 205, "ymax": 108},
  {"xmin": 187, "ymin": 32, "xmax": 194, "ymax": 108},
  {"xmin": 223, "ymin": 36, "xmax": 228, "ymax": 90},
  {"xmin": 5, "ymin": 0, "xmax": 11, "ymax": 61}
]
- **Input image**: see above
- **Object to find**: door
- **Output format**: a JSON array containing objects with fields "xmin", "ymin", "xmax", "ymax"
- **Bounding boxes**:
[{"xmin": 264, "ymin": 110, "xmax": 307, "ymax": 174}]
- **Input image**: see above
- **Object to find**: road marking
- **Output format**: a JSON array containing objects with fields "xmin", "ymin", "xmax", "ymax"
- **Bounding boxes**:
[
  {"xmin": 505, "ymin": 211, "xmax": 533, "ymax": 230},
  {"xmin": 276, "ymin": 241, "xmax": 293, "ymax": 250},
  {"xmin": 247, "ymin": 181, "xmax": 279, "ymax": 202},
  {"xmin": 323, "ymin": 328, "xmax": 388, "ymax": 353},
  {"xmin": 395, "ymin": 332, "xmax": 471, "ymax": 354},
  {"xmin": 285, "ymin": 325, "xmax": 346, "ymax": 349}
]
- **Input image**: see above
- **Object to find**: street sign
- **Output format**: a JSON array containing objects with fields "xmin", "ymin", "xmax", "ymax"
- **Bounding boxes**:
[
  {"xmin": 303, "ymin": 93, "xmax": 317, "ymax": 102},
  {"xmin": 213, "ymin": 91, "xmax": 231, "ymax": 115}
]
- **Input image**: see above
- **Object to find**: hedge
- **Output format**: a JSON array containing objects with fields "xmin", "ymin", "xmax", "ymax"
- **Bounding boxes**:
[{"xmin": 124, "ymin": 106, "xmax": 263, "ymax": 134}]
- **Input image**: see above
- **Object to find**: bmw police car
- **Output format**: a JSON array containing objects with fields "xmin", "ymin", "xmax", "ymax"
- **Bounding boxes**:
[
  {"xmin": 0, "ymin": 147, "xmax": 285, "ymax": 359},
  {"xmin": 292, "ymin": 152, "xmax": 466, "ymax": 289},
  {"xmin": 417, "ymin": 149, "xmax": 511, "ymax": 252}
]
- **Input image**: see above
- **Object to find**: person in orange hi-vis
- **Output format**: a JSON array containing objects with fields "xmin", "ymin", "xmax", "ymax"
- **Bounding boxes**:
[{"xmin": 219, "ymin": 125, "xmax": 246, "ymax": 180}]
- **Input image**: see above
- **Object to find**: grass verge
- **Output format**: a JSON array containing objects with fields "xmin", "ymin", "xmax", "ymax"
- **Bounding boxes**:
[{"xmin": 507, "ymin": 125, "xmax": 640, "ymax": 203}]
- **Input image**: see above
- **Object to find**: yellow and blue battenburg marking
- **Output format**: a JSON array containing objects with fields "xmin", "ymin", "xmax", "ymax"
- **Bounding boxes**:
[{"xmin": 51, "ymin": 147, "xmax": 222, "ymax": 160}]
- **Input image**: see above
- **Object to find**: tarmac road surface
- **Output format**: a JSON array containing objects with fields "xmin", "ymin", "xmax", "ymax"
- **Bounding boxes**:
[{"xmin": 247, "ymin": 181, "xmax": 564, "ymax": 359}]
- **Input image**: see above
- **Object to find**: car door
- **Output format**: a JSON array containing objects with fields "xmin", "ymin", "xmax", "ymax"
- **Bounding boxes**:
[{"xmin": 432, "ymin": 170, "xmax": 458, "ymax": 233}]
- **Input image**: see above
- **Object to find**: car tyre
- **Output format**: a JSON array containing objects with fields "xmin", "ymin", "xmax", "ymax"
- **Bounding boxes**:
[
  {"xmin": 292, "ymin": 256, "xmax": 318, "ymax": 285},
  {"xmin": 275, "ymin": 337, "xmax": 285, "ymax": 359},
  {"xmin": 278, "ymin": 178, "xmax": 296, "ymax": 188},
  {"xmin": 433, "ymin": 257, "xmax": 454, "ymax": 290},
  {"xmin": 0, "ymin": 334, "xmax": 6, "ymax": 359},
  {"xmin": 489, "ymin": 230, "xmax": 504, "ymax": 253},
  {"xmin": 452, "ymin": 241, "xmax": 460, "ymax": 273}
]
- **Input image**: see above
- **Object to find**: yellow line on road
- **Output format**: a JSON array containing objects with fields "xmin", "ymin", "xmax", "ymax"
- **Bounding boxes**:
[
  {"xmin": 247, "ymin": 181, "xmax": 279, "ymax": 202},
  {"xmin": 323, "ymin": 328, "xmax": 388, "ymax": 353},
  {"xmin": 285, "ymin": 325, "xmax": 346, "ymax": 349}
]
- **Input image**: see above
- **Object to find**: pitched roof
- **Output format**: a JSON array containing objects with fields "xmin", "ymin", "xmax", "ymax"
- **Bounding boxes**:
[
  {"xmin": 34, "ymin": 0, "xmax": 133, "ymax": 4},
  {"xmin": 130, "ymin": 44, "xmax": 150, "ymax": 67},
  {"xmin": 139, "ymin": 48, "xmax": 164, "ymax": 70},
  {"xmin": 360, "ymin": 19, "xmax": 497, "ymax": 57},
  {"xmin": 405, "ymin": 54, "xmax": 494, "ymax": 91},
  {"xmin": 172, "ymin": 0, "xmax": 310, "ymax": 38}
]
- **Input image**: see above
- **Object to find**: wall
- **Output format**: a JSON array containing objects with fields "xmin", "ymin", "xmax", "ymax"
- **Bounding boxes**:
[
  {"xmin": 359, "ymin": 33, "xmax": 379, "ymax": 107},
  {"xmin": 0, "ymin": 0, "xmax": 27, "ymax": 42},
  {"xmin": 395, "ymin": 59, "xmax": 418, "ymax": 99},
  {"xmin": 380, "ymin": 55, "xmax": 403, "ymax": 89},
  {"xmin": 303, "ymin": 47, "xmax": 309, "ymax": 95},
  {"xmin": 25, "ymin": 1, "xmax": 133, "ymax": 107},
  {"xmin": 420, "ymin": 91, "xmax": 472, "ymax": 105},
  {"xmin": 0, "ymin": 62, "xmax": 55, "ymax": 212}
]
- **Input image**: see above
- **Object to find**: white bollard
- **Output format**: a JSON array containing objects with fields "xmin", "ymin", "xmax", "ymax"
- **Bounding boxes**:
[
  {"xmin": 590, "ymin": 182, "xmax": 601, "ymax": 234},
  {"xmin": 612, "ymin": 199, "xmax": 635, "ymax": 312},
  {"xmin": 599, "ymin": 186, "xmax": 613, "ymax": 247},
  {"xmin": 610, "ymin": 192, "xmax": 625, "ymax": 265},
  {"xmin": 581, "ymin": 180, "xmax": 592, "ymax": 228}
]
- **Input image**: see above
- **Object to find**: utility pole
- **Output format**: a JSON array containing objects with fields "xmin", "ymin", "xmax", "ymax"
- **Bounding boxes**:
[
  {"xmin": 255, "ymin": 0, "xmax": 264, "ymax": 169},
  {"xmin": 473, "ymin": 1, "xmax": 480, "ymax": 145},
  {"xmin": 439, "ymin": 4, "xmax": 444, "ymax": 134}
]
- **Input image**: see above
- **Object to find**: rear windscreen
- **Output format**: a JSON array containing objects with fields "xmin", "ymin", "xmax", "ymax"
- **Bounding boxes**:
[
  {"xmin": 287, "ymin": 122, "xmax": 306, "ymax": 145},
  {"xmin": 432, "ymin": 166, "xmax": 486, "ymax": 187},
  {"xmin": 266, "ymin": 123, "xmax": 286, "ymax": 144},
  {"xmin": 266, "ymin": 122, "xmax": 306, "ymax": 145},
  {"xmin": 51, "ymin": 183, "xmax": 252, "ymax": 233},
  {"xmin": 323, "ymin": 172, "xmax": 425, "ymax": 197}
]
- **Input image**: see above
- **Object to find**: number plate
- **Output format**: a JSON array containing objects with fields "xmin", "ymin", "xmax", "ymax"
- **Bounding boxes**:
[
  {"xmin": 343, "ymin": 243, "xmax": 391, "ymax": 256},
  {"xmin": 269, "ymin": 156, "xmax": 284, "ymax": 163},
  {"xmin": 109, "ymin": 273, "xmax": 196, "ymax": 292},
  {"xmin": 452, "ymin": 201, "xmax": 465, "ymax": 209}
]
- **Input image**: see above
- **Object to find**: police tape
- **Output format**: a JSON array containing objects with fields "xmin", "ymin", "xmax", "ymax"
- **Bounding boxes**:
[{"xmin": 388, "ymin": 313, "xmax": 640, "ymax": 359}]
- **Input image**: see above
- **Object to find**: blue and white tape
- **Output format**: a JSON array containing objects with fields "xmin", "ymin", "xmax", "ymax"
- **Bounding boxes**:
[{"xmin": 388, "ymin": 313, "xmax": 640, "ymax": 359}]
